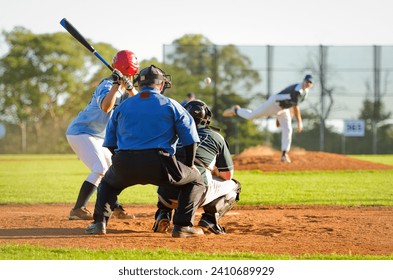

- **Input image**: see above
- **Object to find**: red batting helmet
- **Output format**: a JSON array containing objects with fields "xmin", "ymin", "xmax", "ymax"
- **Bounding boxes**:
[{"xmin": 112, "ymin": 50, "xmax": 139, "ymax": 76}]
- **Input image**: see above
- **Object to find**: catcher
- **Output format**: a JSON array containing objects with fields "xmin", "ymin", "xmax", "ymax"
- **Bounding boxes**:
[{"xmin": 153, "ymin": 99, "xmax": 241, "ymax": 234}]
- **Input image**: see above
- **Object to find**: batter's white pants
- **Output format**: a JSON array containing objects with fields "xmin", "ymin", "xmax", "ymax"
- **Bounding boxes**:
[
  {"xmin": 236, "ymin": 94, "xmax": 293, "ymax": 152},
  {"xmin": 66, "ymin": 134, "xmax": 112, "ymax": 186}
]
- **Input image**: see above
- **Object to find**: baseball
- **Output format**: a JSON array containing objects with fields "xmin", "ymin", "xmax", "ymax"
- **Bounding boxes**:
[{"xmin": 204, "ymin": 77, "xmax": 212, "ymax": 86}]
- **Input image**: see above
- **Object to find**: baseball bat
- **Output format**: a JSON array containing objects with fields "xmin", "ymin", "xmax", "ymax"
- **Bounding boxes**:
[{"xmin": 60, "ymin": 18, "xmax": 113, "ymax": 71}]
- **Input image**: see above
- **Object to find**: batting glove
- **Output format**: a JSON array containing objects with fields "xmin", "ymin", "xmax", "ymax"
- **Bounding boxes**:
[{"xmin": 112, "ymin": 69, "xmax": 123, "ymax": 85}]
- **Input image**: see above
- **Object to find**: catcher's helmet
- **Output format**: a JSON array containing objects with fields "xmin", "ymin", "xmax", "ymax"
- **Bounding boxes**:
[
  {"xmin": 135, "ymin": 65, "xmax": 172, "ymax": 88},
  {"xmin": 112, "ymin": 50, "xmax": 139, "ymax": 76},
  {"xmin": 184, "ymin": 99, "xmax": 212, "ymax": 127}
]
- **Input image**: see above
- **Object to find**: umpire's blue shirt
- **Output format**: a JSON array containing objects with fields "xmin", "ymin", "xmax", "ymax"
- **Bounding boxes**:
[{"xmin": 104, "ymin": 87, "xmax": 199, "ymax": 155}]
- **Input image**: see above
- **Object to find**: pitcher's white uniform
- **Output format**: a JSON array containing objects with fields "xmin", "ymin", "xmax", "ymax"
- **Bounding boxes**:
[
  {"xmin": 223, "ymin": 74, "xmax": 313, "ymax": 162},
  {"xmin": 237, "ymin": 82, "xmax": 310, "ymax": 153}
]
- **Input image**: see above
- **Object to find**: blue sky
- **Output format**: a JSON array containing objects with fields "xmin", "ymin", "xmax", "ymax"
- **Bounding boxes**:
[{"xmin": 1, "ymin": 0, "xmax": 393, "ymax": 61}]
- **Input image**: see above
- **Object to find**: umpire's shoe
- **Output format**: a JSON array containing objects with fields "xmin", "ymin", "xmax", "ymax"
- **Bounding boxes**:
[
  {"xmin": 85, "ymin": 222, "xmax": 106, "ymax": 235},
  {"xmin": 171, "ymin": 225, "xmax": 204, "ymax": 238},
  {"xmin": 152, "ymin": 211, "xmax": 171, "ymax": 233}
]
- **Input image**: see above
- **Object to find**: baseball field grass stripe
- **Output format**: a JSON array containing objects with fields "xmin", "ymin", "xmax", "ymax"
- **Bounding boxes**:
[
  {"xmin": 349, "ymin": 154, "xmax": 393, "ymax": 166},
  {"xmin": 1, "ymin": 244, "xmax": 391, "ymax": 260},
  {"xmin": 0, "ymin": 154, "xmax": 392, "ymax": 205}
]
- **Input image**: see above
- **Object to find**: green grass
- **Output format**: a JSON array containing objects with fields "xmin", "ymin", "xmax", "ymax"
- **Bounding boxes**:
[
  {"xmin": 349, "ymin": 154, "xmax": 393, "ymax": 166},
  {"xmin": 1, "ymin": 154, "xmax": 393, "ymax": 260},
  {"xmin": 0, "ymin": 154, "xmax": 392, "ymax": 206},
  {"xmin": 1, "ymin": 244, "xmax": 392, "ymax": 260},
  {"xmin": 236, "ymin": 169, "xmax": 393, "ymax": 206},
  {"xmin": 0, "ymin": 154, "xmax": 157, "ymax": 204}
]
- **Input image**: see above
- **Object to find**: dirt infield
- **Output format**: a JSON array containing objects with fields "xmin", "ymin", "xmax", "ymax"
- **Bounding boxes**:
[
  {"xmin": 1, "ymin": 204, "xmax": 393, "ymax": 256},
  {"xmin": 1, "ymin": 147, "xmax": 393, "ymax": 257}
]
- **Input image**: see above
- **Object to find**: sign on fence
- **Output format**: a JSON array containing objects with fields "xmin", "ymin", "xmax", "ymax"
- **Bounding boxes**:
[{"xmin": 344, "ymin": 120, "xmax": 365, "ymax": 137}]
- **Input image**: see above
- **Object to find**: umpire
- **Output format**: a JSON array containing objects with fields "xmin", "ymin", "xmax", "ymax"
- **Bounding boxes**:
[{"xmin": 85, "ymin": 65, "xmax": 206, "ymax": 238}]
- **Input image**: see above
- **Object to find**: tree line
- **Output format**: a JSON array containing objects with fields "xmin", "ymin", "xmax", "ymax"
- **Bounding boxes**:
[{"xmin": 1, "ymin": 27, "xmax": 392, "ymax": 154}]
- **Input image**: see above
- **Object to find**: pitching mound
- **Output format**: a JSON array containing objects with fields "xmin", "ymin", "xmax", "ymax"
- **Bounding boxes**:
[{"xmin": 233, "ymin": 146, "xmax": 393, "ymax": 172}]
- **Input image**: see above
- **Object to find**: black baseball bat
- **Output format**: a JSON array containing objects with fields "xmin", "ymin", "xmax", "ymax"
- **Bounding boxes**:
[{"xmin": 60, "ymin": 18, "xmax": 113, "ymax": 71}]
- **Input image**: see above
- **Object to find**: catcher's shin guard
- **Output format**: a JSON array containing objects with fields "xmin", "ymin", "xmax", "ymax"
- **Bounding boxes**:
[
  {"xmin": 199, "ymin": 195, "xmax": 237, "ymax": 234},
  {"xmin": 203, "ymin": 195, "xmax": 237, "ymax": 224}
]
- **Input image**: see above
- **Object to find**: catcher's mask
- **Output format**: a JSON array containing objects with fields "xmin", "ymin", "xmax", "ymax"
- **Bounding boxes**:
[
  {"xmin": 135, "ymin": 65, "xmax": 172, "ymax": 93},
  {"xmin": 184, "ymin": 99, "xmax": 212, "ymax": 127}
]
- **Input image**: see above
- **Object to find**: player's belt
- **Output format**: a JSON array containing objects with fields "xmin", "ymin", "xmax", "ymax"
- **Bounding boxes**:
[{"xmin": 121, "ymin": 149, "xmax": 160, "ymax": 154}]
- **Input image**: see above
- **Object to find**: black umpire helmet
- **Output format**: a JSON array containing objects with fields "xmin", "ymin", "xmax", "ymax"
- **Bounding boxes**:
[
  {"xmin": 135, "ymin": 65, "xmax": 172, "ymax": 88},
  {"xmin": 184, "ymin": 99, "xmax": 212, "ymax": 127}
]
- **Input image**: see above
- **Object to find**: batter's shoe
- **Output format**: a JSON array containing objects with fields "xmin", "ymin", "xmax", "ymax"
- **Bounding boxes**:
[
  {"xmin": 281, "ymin": 154, "xmax": 291, "ymax": 163},
  {"xmin": 111, "ymin": 205, "xmax": 135, "ymax": 219},
  {"xmin": 85, "ymin": 222, "xmax": 106, "ymax": 235},
  {"xmin": 171, "ymin": 225, "xmax": 204, "ymax": 238},
  {"xmin": 68, "ymin": 207, "xmax": 93, "ymax": 220},
  {"xmin": 222, "ymin": 105, "xmax": 240, "ymax": 117},
  {"xmin": 152, "ymin": 211, "xmax": 171, "ymax": 233},
  {"xmin": 198, "ymin": 218, "xmax": 226, "ymax": 234}
]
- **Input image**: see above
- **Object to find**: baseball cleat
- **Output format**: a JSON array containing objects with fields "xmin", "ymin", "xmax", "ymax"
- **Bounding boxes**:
[
  {"xmin": 281, "ymin": 154, "xmax": 291, "ymax": 163},
  {"xmin": 152, "ymin": 210, "xmax": 171, "ymax": 233},
  {"xmin": 153, "ymin": 218, "xmax": 171, "ymax": 233},
  {"xmin": 111, "ymin": 205, "xmax": 135, "ymax": 219},
  {"xmin": 222, "ymin": 105, "xmax": 240, "ymax": 117},
  {"xmin": 171, "ymin": 225, "xmax": 204, "ymax": 238},
  {"xmin": 198, "ymin": 218, "xmax": 226, "ymax": 234},
  {"xmin": 68, "ymin": 207, "xmax": 93, "ymax": 220},
  {"xmin": 85, "ymin": 222, "xmax": 106, "ymax": 235}
]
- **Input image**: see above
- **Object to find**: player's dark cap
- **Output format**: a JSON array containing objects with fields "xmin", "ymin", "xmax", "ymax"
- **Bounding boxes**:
[
  {"xmin": 304, "ymin": 74, "xmax": 313, "ymax": 83},
  {"xmin": 136, "ymin": 65, "xmax": 172, "ymax": 88}
]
